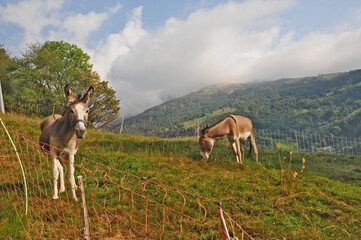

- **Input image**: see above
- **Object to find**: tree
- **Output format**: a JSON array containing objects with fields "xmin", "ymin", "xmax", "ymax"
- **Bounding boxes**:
[
  {"xmin": 78, "ymin": 70, "xmax": 120, "ymax": 128},
  {"xmin": 0, "ymin": 44, "xmax": 18, "ymax": 106},
  {"xmin": 18, "ymin": 41, "xmax": 92, "ymax": 105},
  {"xmin": 0, "ymin": 44, "xmax": 11, "ymax": 76},
  {"xmin": 11, "ymin": 41, "xmax": 120, "ymax": 127}
]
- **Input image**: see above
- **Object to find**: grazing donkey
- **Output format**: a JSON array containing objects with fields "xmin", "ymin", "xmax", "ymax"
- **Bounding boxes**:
[
  {"xmin": 199, "ymin": 115, "xmax": 258, "ymax": 163},
  {"xmin": 39, "ymin": 84, "xmax": 94, "ymax": 200}
]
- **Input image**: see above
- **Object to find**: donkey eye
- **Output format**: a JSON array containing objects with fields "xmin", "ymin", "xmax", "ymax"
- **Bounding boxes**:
[
  {"xmin": 86, "ymin": 110, "xmax": 89, "ymax": 113},
  {"xmin": 70, "ymin": 110, "xmax": 75, "ymax": 114}
]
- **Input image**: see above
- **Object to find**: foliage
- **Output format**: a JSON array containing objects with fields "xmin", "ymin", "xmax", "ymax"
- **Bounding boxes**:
[
  {"xmin": 0, "ymin": 45, "xmax": 17, "ymax": 105},
  {"xmin": 121, "ymin": 70, "xmax": 361, "ymax": 138},
  {"xmin": 78, "ymin": 69, "xmax": 120, "ymax": 128},
  {"xmin": 0, "ymin": 45, "xmax": 12, "ymax": 78},
  {"xmin": 1, "ymin": 41, "xmax": 120, "ymax": 127}
]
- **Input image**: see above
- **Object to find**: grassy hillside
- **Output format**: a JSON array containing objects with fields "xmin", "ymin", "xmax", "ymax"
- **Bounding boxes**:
[
  {"xmin": 121, "ymin": 69, "xmax": 361, "ymax": 138},
  {"xmin": 1, "ymin": 113, "xmax": 361, "ymax": 239}
]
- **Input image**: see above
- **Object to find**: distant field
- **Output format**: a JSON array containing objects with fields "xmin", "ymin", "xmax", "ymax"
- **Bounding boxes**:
[
  {"xmin": 182, "ymin": 107, "xmax": 236, "ymax": 129},
  {"xmin": 1, "ymin": 113, "xmax": 360, "ymax": 239}
]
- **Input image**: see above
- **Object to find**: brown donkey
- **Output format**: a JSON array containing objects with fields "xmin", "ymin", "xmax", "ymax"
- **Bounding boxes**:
[
  {"xmin": 199, "ymin": 115, "xmax": 258, "ymax": 163},
  {"xmin": 39, "ymin": 84, "xmax": 94, "ymax": 200}
]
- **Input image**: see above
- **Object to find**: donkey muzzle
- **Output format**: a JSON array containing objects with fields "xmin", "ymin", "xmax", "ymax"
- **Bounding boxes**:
[
  {"xmin": 200, "ymin": 151, "xmax": 209, "ymax": 160},
  {"xmin": 74, "ymin": 119, "xmax": 87, "ymax": 138}
]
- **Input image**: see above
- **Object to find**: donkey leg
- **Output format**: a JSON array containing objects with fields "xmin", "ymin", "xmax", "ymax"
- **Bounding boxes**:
[
  {"xmin": 57, "ymin": 160, "xmax": 65, "ymax": 193},
  {"xmin": 249, "ymin": 138, "xmax": 253, "ymax": 157},
  {"xmin": 52, "ymin": 156, "xmax": 60, "ymax": 200},
  {"xmin": 250, "ymin": 132, "xmax": 259, "ymax": 163},
  {"xmin": 240, "ymin": 142, "xmax": 245, "ymax": 162},
  {"xmin": 228, "ymin": 138, "xmax": 240, "ymax": 163},
  {"xmin": 68, "ymin": 154, "xmax": 78, "ymax": 201},
  {"xmin": 235, "ymin": 138, "xmax": 243, "ymax": 164}
]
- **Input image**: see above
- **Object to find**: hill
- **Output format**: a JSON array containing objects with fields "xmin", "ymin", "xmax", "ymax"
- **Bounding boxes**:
[
  {"xmin": 1, "ymin": 113, "xmax": 361, "ymax": 239},
  {"xmin": 120, "ymin": 69, "xmax": 361, "ymax": 138}
]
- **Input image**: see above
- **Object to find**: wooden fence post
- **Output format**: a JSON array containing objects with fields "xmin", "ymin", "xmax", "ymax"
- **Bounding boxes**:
[
  {"xmin": 77, "ymin": 176, "xmax": 90, "ymax": 240},
  {"xmin": 218, "ymin": 202, "xmax": 230, "ymax": 240},
  {"xmin": 119, "ymin": 115, "xmax": 124, "ymax": 134},
  {"xmin": 196, "ymin": 122, "xmax": 199, "ymax": 141},
  {"xmin": 295, "ymin": 131, "xmax": 299, "ymax": 152}
]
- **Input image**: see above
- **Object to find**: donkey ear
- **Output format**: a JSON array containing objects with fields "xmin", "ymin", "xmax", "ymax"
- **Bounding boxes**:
[
  {"xmin": 201, "ymin": 125, "xmax": 210, "ymax": 135},
  {"xmin": 204, "ymin": 125, "xmax": 210, "ymax": 134},
  {"xmin": 82, "ymin": 86, "xmax": 94, "ymax": 104},
  {"xmin": 64, "ymin": 84, "xmax": 76, "ymax": 102}
]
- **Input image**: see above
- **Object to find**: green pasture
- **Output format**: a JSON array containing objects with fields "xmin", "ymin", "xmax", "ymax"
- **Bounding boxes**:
[{"xmin": 0, "ymin": 113, "xmax": 360, "ymax": 239}]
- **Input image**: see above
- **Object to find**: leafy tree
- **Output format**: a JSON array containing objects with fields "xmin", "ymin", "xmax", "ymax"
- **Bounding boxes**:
[
  {"xmin": 0, "ymin": 44, "xmax": 11, "ymax": 76},
  {"xmin": 78, "ymin": 70, "xmax": 120, "ymax": 128},
  {"xmin": 0, "ymin": 45, "xmax": 17, "ymax": 106},
  {"xmin": 18, "ymin": 41, "xmax": 92, "ymax": 105},
  {"xmin": 8, "ymin": 41, "xmax": 120, "ymax": 127}
]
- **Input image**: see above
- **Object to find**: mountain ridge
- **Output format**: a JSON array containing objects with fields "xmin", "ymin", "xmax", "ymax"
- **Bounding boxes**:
[{"xmin": 117, "ymin": 69, "xmax": 361, "ymax": 138}]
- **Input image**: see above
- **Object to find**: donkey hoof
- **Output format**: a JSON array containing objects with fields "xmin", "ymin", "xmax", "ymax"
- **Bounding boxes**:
[
  {"xmin": 59, "ymin": 186, "xmax": 65, "ymax": 193},
  {"xmin": 73, "ymin": 196, "xmax": 78, "ymax": 201},
  {"xmin": 52, "ymin": 195, "xmax": 59, "ymax": 200}
]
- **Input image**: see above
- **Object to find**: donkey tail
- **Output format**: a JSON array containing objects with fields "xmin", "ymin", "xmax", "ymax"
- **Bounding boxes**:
[
  {"xmin": 249, "ymin": 135, "xmax": 253, "ymax": 156},
  {"xmin": 40, "ymin": 121, "xmax": 45, "ymax": 131}
]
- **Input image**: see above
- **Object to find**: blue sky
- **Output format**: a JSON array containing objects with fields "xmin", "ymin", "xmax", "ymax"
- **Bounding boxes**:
[{"xmin": 1, "ymin": 0, "xmax": 361, "ymax": 115}]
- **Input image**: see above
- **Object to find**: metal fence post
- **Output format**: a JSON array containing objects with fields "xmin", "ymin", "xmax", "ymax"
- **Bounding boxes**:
[{"xmin": 0, "ymin": 81, "xmax": 5, "ymax": 114}]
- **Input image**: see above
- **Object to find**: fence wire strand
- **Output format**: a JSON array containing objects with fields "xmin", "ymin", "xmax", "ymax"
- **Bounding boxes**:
[{"xmin": 255, "ymin": 129, "xmax": 361, "ymax": 155}]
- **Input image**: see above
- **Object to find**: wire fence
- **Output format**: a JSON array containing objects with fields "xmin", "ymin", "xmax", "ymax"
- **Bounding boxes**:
[
  {"xmin": 0, "ymin": 121, "xmax": 254, "ymax": 239},
  {"xmin": 6, "ymin": 103, "xmax": 361, "ymax": 156},
  {"xmin": 5, "ymin": 102, "xmax": 65, "ymax": 117},
  {"xmin": 121, "ymin": 121, "xmax": 361, "ymax": 157},
  {"xmin": 255, "ymin": 129, "xmax": 361, "ymax": 156}
]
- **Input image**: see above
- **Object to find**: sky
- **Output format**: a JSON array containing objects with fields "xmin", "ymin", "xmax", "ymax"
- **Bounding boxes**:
[{"xmin": 2, "ymin": 0, "xmax": 361, "ymax": 115}]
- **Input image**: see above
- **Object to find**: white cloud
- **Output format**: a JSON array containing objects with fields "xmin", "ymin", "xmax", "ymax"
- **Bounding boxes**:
[
  {"xmin": 90, "ymin": 7, "xmax": 146, "ymax": 81},
  {"xmin": 246, "ymin": 29, "xmax": 361, "ymax": 81},
  {"xmin": 63, "ymin": 11, "xmax": 108, "ymax": 43},
  {"xmin": 104, "ymin": 0, "xmax": 361, "ymax": 115},
  {"xmin": 3, "ymin": 0, "xmax": 361, "ymax": 116},
  {"xmin": 0, "ymin": 0, "xmax": 120, "ymax": 54},
  {"xmin": 107, "ymin": 2, "xmax": 123, "ymax": 15},
  {"xmin": 49, "ymin": 6, "xmax": 120, "ymax": 50},
  {"xmin": 0, "ymin": 0, "xmax": 64, "ymax": 46},
  {"xmin": 107, "ymin": 0, "xmax": 298, "ymax": 115}
]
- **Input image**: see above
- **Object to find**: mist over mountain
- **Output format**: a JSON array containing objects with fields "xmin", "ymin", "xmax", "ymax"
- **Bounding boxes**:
[{"xmin": 113, "ymin": 69, "xmax": 361, "ymax": 138}]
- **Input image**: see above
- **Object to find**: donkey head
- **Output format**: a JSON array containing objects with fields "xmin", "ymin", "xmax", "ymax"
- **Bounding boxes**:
[
  {"xmin": 199, "ymin": 126, "xmax": 214, "ymax": 160},
  {"xmin": 65, "ymin": 84, "xmax": 94, "ymax": 139}
]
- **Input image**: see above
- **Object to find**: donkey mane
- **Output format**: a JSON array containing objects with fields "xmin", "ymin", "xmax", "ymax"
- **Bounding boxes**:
[{"xmin": 201, "ymin": 115, "xmax": 233, "ymax": 134}]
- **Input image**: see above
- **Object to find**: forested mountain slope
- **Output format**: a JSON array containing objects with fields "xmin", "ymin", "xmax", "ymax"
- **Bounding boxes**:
[{"xmin": 120, "ymin": 69, "xmax": 361, "ymax": 138}]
